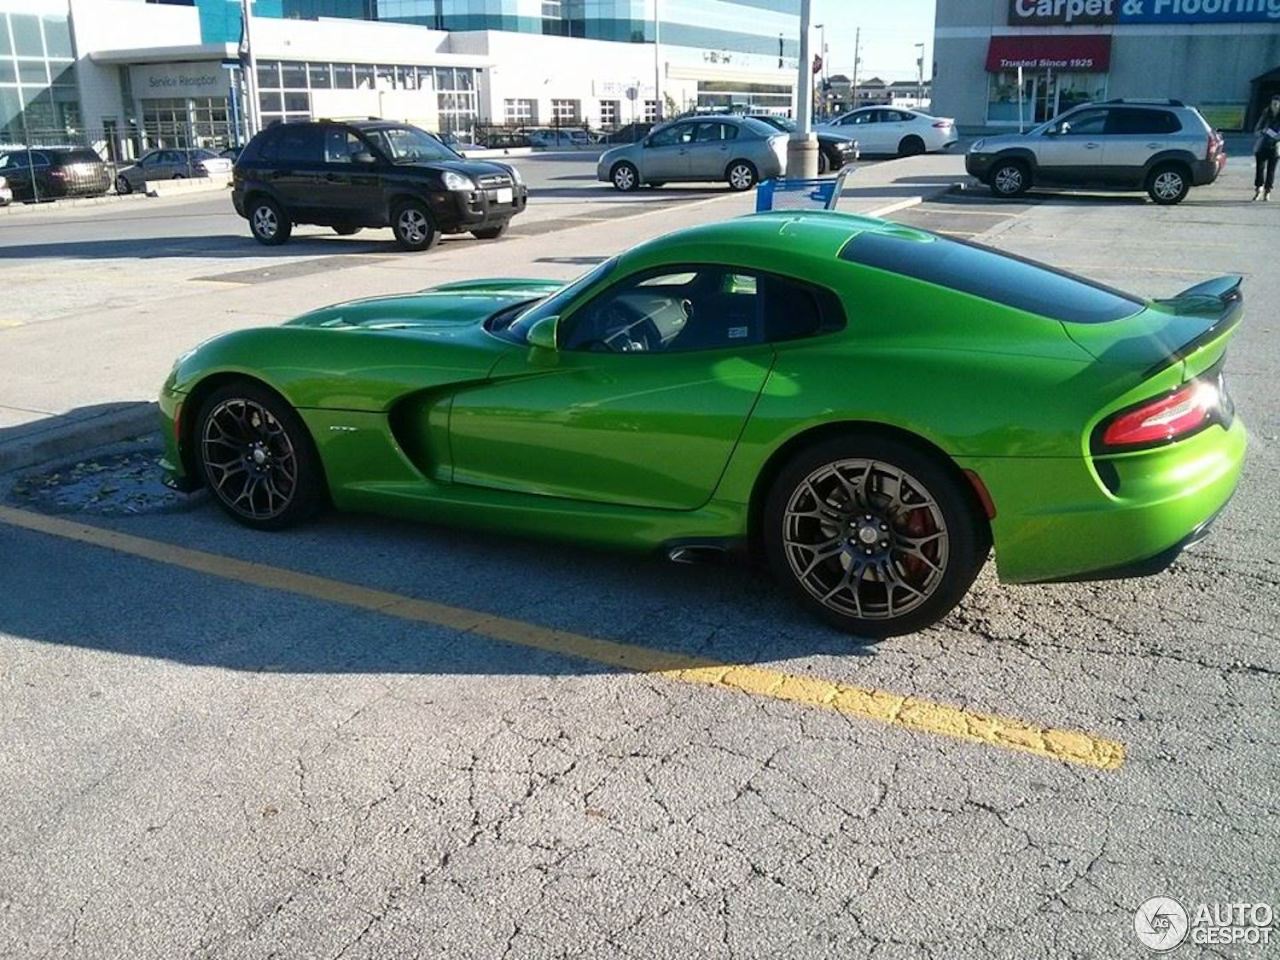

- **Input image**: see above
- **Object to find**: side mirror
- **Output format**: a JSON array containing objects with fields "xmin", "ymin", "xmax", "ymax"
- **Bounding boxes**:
[
  {"xmin": 352, "ymin": 150, "xmax": 376, "ymax": 164},
  {"xmin": 526, "ymin": 314, "xmax": 559, "ymax": 351},
  {"xmin": 1051, "ymin": 123, "xmax": 1068, "ymax": 136}
]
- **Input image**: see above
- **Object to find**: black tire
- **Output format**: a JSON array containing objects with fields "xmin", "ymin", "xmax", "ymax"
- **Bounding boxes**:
[
  {"xmin": 248, "ymin": 196, "xmax": 291, "ymax": 245},
  {"xmin": 391, "ymin": 199, "xmax": 438, "ymax": 251},
  {"xmin": 195, "ymin": 380, "xmax": 326, "ymax": 531},
  {"xmin": 611, "ymin": 161, "xmax": 640, "ymax": 192},
  {"xmin": 726, "ymin": 159, "xmax": 757, "ymax": 191},
  {"xmin": 763, "ymin": 434, "xmax": 989, "ymax": 639},
  {"xmin": 988, "ymin": 158, "xmax": 1031, "ymax": 198},
  {"xmin": 471, "ymin": 223, "xmax": 508, "ymax": 240},
  {"xmin": 897, "ymin": 135, "xmax": 926, "ymax": 158},
  {"xmin": 1146, "ymin": 162, "xmax": 1190, "ymax": 205},
  {"xmin": 173, "ymin": 173, "xmax": 185, "ymax": 180},
  {"xmin": 817, "ymin": 150, "xmax": 831, "ymax": 175},
  {"xmin": 332, "ymin": 225, "xmax": 361, "ymax": 236},
  {"xmin": 115, "ymin": 174, "xmax": 132, "ymax": 195}
]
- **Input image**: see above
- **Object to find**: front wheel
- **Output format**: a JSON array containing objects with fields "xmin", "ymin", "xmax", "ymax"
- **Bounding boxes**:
[
  {"xmin": 897, "ymin": 135, "xmax": 925, "ymax": 157},
  {"xmin": 471, "ymin": 223, "xmax": 508, "ymax": 240},
  {"xmin": 196, "ymin": 381, "xmax": 326, "ymax": 531},
  {"xmin": 392, "ymin": 200, "xmax": 438, "ymax": 251},
  {"xmin": 115, "ymin": 175, "xmax": 132, "ymax": 195},
  {"xmin": 1147, "ymin": 163, "xmax": 1190, "ymax": 205},
  {"xmin": 764, "ymin": 435, "xmax": 988, "ymax": 638},
  {"xmin": 989, "ymin": 159, "xmax": 1030, "ymax": 198},
  {"xmin": 611, "ymin": 161, "xmax": 639, "ymax": 192},
  {"xmin": 726, "ymin": 160, "xmax": 757, "ymax": 191},
  {"xmin": 249, "ymin": 197, "xmax": 291, "ymax": 245}
]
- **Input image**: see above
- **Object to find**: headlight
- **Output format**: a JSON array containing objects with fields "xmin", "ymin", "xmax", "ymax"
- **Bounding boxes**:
[
  {"xmin": 506, "ymin": 163, "xmax": 523, "ymax": 186},
  {"xmin": 442, "ymin": 170, "xmax": 474, "ymax": 191},
  {"xmin": 971, "ymin": 139, "xmax": 985, "ymax": 152}
]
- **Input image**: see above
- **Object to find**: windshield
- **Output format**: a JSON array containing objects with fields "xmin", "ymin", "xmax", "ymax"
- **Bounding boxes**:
[
  {"xmin": 364, "ymin": 126, "xmax": 460, "ymax": 163},
  {"xmin": 756, "ymin": 116, "xmax": 794, "ymax": 132},
  {"xmin": 489, "ymin": 258, "xmax": 619, "ymax": 344}
]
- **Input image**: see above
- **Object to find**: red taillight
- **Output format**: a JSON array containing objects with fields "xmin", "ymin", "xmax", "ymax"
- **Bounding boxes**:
[
  {"xmin": 48, "ymin": 169, "xmax": 66, "ymax": 179},
  {"xmin": 1100, "ymin": 381, "xmax": 1217, "ymax": 450}
]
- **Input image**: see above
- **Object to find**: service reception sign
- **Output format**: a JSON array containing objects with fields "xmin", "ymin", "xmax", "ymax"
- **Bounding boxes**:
[
  {"xmin": 1009, "ymin": 0, "xmax": 1280, "ymax": 25},
  {"xmin": 129, "ymin": 62, "xmax": 229, "ymax": 98}
]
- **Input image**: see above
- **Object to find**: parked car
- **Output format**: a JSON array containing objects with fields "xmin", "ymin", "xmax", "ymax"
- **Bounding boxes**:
[
  {"xmin": 115, "ymin": 148, "xmax": 234, "ymax": 194},
  {"xmin": 0, "ymin": 147, "xmax": 110, "ymax": 201},
  {"xmin": 231, "ymin": 119, "xmax": 527, "ymax": 251},
  {"xmin": 527, "ymin": 127, "xmax": 591, "ymax": 148},
  {"xmin": 219, "ymin": 145, "xmax": 244, "ymax": 163},
  {"xmin": 746, "ymin": 114, "xmax": 860, "ymax": 174},
  {"xmin": 965, "ymin": 99, "xmax": 1225, "ymax": 205},
  {"xmin": 437, "ymin": 132, "xmax": 484, "ymax": 154},
  {"xmin": 597, "ymin": 115, "xmax": 787, "ymax": 192},
  {"xmin": 0, "ymin": 174, "xmax": 10, "ymax": 206},
  {"xmin": 818, "ymin": 107, "xmax": 957, "ymax": 156},
  {"xmin": 599, "ymin": 122, "xmax": 654, "ymax": 144},
  {"xmin": 157, "ymin": 212, "xmax": 1245, "ymax": 637}
]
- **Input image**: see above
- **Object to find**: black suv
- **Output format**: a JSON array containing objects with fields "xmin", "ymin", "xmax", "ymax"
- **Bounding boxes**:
[{"xmin": 232, "ymin": 120, "xmax": 528, "ymax": 251}]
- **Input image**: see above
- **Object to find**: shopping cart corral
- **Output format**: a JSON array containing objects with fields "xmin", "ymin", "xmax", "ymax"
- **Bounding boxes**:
[{"xmin": 755, "ymin": 167, "xmax": 852, "ymax": 212}]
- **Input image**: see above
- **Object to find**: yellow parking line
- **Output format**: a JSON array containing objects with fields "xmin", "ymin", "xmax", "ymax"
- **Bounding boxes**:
[{"xmin": 0, "ymin": 505, "xmax": 1125, "ymax": 770}]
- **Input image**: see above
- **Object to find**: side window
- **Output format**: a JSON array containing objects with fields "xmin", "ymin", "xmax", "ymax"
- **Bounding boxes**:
[
  {"xmin": 850, "ymin": 111, "xmax": 876, "ymax": 125},
  {"xmin": 759, "ymin": 274, "xmax": 845, "ymax": 343},
  {"xmin": 1107, "ymin": 108, "xmax": 1182, "ymax": 135},
  {"xmin": 324, "ymin": 127, "xmax": 365, "ymax": 163},
  {"xmin": 161, "ymin": 150, "xmax": 183, "ymax": 164},
  {"xmin": 562, "ymin": 266, "xmax": 766, "ymax": 354},
  {"xmin": 29, "ymin": 151, "xmax": 49, "ymax": 168},
  {"xmin": 257, "ymin": 131, "xmax": 280, "ymax": 164},
  {"xmin": 649, "ymin": 123, "xmax": 694, "ymax": 148},
  {"xmin": 274, "ymin": 125, "xmax": 323, "ymax": 164},
  {"xmin": 1059, "ymin": 110, "xmax": 1108, "ymax": 136},
  {"xmin": 139, "ymin": 151, "xmax": 159, "ymax": 166},
  {"xmin": 693, "ymin": 122, "xmax": 737, "ymax": 142}
]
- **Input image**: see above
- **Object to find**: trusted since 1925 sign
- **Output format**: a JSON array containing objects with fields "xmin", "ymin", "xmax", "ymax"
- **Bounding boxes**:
[{"xmin": 1009, "ymin": 0, "xmax": 1280, "ymax": 25}]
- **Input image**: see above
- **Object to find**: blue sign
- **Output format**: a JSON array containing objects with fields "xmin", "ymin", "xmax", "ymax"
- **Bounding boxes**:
[{"xmin": 1117, "ymin": 0, "xmax": 1280, "ymax": 22}]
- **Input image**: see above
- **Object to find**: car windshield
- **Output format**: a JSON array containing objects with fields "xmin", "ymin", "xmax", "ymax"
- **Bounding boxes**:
[
  {"xmin": 755, "ymin": 116, "xmax": 794, "ymax": 132},
  {"xmin": 488, "ymin": 258, "xmax": 620, "ymax": 344},
  {"xmin": 365, "ymin": 126, "xmax": 460, "ymax": 163}
]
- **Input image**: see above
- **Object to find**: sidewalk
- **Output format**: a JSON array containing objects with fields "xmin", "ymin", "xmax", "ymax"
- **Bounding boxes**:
[{"xmin": 0, "ymin": 153, "xmax": 967, "ymax": 471}]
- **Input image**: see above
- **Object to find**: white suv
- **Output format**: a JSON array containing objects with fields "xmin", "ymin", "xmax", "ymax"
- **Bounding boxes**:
[{"xmin": 966, "ymin": 100, "xmax": 1226, "ymax": 205}]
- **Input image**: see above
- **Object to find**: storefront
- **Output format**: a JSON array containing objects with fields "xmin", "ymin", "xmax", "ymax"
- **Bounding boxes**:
[{"xmin": 933, "ymin": 0, "xmax": 1280, "ymax": 131}]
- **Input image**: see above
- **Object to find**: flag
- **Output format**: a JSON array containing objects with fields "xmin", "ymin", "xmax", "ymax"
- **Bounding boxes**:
[{"xmin": 812, "ymin": 54, "xmax": 823, "ymax": 75}]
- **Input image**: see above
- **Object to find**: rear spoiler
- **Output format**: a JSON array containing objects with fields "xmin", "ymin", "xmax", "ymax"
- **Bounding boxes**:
[{"xmin": 1143, "ymin": 275, "xmax": 1243, "ymax": 377}]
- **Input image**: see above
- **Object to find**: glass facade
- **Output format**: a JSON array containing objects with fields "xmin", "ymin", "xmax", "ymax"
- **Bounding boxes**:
[
  {"xmin": 0, "ymin": 10, "xmax": 79, "ymax": 145},
  {"xmin": 255, "ymin": 58, "xmax": 480, "ymax": 134}
]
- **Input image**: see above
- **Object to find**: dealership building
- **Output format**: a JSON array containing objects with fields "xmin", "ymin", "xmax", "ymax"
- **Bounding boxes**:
[
  {"xmin": 933, "ymin": 0, "xmax": 1280, "ymax": 132},
  {"xmin": 1, "ymin": 0, "xmax": 801, "ymax": 156}
]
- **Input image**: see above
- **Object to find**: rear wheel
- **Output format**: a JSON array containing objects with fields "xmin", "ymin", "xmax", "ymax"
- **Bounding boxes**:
[
  {"xmin": 726, "ymin": 160, "xmax": 757, "ymax": 191},
  {"xmin": 1147, "ymin": 163, "xmax": 1190, "ymax": 205},
  {"xmin": 989, "ymin": 159, "xmax": 1030, "ymax": 198},
  {"xmin": 249, "ymin": 196, "xmax": 291, "ymax": 245},
  {"xmin": 471, "ymin": 223, "xmax": 508, "ymax": 240},
  {"xmin": 611, "ymin": 161, "xmax": 639, "ymax": 192},
  {"xmin": 897, "ymin": 135, "xmax": 926, "ymax": 157},
  {"xmin": 196, "ymin": 381, "xmax": 325, "ymax": 531},
  {"xmin": 818, "ymin": 151, "xmax": 831, "ymax": 175},
  {"xmin": 391, "ymin": 199, "xmax": 438, "ymax": 251},
  {"xmin": 764, "ymin": 435, "xmax": 988, "ymax": 638},
  {"xmin": 115, "ymin": 174, "xmax": 132, "ymax": 195}
]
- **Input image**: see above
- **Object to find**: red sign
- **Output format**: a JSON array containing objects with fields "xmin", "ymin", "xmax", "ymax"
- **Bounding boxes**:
[{"xmin": 984, "ymin": 34, "xmax": 1111, "ymax": 73}]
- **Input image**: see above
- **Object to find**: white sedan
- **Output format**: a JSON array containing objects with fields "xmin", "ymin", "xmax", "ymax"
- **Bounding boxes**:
[{"xmin": 818, "ymin": 107, "xmax": 957, "ymax": 157}]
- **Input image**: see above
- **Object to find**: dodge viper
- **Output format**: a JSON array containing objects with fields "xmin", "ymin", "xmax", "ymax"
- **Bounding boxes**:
[{"xmin": 160, "ymin": 212, "xmax": 1246, "ymax": 636}]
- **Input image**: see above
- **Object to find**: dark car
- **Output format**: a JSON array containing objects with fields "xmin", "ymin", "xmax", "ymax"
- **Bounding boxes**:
[
  {"xmin": 746, "ymin": 115, "xmax": 860, "ymax": 174},
  {"xmin": 232, "ymin": 119, "xmax": 528, "ymax": 251},
  {"xmin": 600, "ymin": 122, "xmax": 655, "ymax": 144},
  {"xmin": 115, "ymin": 148, "xmax": 234, "ymax": 194},
  {"xmin": 0, "ymin": 147, "xmax": 110, "ymax": 201}
]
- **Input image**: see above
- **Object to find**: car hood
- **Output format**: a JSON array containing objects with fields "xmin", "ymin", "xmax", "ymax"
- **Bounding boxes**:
[
  {"xmin": 395, "ymin": 158, "xmax": 517, "ymax": 178},
  {"xmin": 286, "ymin": 278, "xmax": 562, "ymax": 335},
  {"xmin": 972, "ymin": 132, "xmax": 1036, "ymax": 150}
]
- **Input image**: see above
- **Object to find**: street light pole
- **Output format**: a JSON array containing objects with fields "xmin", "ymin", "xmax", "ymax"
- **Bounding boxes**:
[
  {"xmin": 653, "ymin": 0, "xmax": 662, "ymax": 122},
  {"xmin": 240, "ymin": 0, "xmax": 261, "ymax": 138},
  {"xmin": 813, "ymin": 23, "xmax": 824, "ymax": 119},
  {"xmin": 915, "ymin": 42, "xmax": 925, "ymax": 108},
  {"xmin": 786, "ymin": 0, "xmax": 817, "ymax": 177}
]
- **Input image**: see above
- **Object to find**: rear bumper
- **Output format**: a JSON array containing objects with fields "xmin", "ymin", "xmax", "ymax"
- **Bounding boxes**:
[
  {"xmin": 1190, "ymin": 157, "xmax": 1220, "ymax": 186},
  {"xmin": 959, "ymin": 418, "xmax": 1246, "ymax": 584}
]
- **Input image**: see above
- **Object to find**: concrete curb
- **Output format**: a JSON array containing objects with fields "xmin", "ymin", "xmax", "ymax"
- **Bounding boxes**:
[
  {"xmin": 0, "ymin": 403, "xmax": 158, "ymax": 475},
  {"xmin": 149, "ymin": 174, "xmax": 232, "ymax": 198},
  {"xmin": 0, "ymin": 193, "xmax": 150, "ymax": 216}
]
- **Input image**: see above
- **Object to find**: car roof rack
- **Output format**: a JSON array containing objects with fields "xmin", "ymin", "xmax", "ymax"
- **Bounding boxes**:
[{"xmin": 1101, "ymin": 98, "xmax": 1185, "ymax": 106}]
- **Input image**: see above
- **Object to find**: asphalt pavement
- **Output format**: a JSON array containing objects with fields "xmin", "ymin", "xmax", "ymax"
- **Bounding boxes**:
[{"xmin": 0, "ymin": 154, "xmax": 1276, "ymax": 959}]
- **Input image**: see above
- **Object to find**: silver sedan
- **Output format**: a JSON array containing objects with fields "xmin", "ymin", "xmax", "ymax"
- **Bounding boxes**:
[
  {"xmin": 115, "ymin": 148, "xmax": 233, "ymax": 194},
  {"xmin": 596, "ymin": 116, "xmax": 787, "ymax": 192}
]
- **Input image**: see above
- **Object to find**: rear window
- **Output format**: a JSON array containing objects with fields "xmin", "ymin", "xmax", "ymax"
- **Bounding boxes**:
[
  {"xmin": 1107, "ymin": 108, "xmax": 1181, "ymax": 135},
  {"xmin": 59, "ymin": 149, "xmax": 102, "ymax": 165},
  {"xmin": 839, "ymin": 232, "xmax": 1142, "ymax": 324}
]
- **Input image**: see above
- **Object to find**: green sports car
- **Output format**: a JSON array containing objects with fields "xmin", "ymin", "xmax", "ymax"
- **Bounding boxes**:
[{"xmin": 159, "ymin": 212, "xmax": 1245, "ymax": 637}]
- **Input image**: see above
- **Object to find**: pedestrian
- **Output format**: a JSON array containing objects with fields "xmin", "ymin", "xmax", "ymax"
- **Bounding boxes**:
[{"xmin": 1253, "ymin": 94, "xmax": 1280, "ymax": 201}]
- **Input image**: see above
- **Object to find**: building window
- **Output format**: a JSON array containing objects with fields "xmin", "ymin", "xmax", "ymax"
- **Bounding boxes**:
[
  {"xmin": 551, "ymin": 98, "xmax": 579, "ymax": 125},
  {"xmin": 505, "ymin": 98, "xmax": 537, "ymax": 125},
  {"xmin": 986, "ymin": 70, "xmax": 1106, "ymax": 126},
  {"xmin": 643, "ymin": 99, "xmax": 658, "ymax": 122},
  {"xmin": 599, "ymin": 99, "xmax": 619, "ymax": 128},
  {"xmin": 0, "ymin": 10, "xmax": 81, "ymax": 143}
]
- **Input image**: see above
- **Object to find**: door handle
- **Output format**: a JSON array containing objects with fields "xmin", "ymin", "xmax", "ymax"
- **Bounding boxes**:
[
  {"xmin": 1145, "ymin": 142, "xmax": 1160, "ymax": 149},
  {"xmin": 1083, "ymin": 143, "xmax": 1100, "ymax": 149}
]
